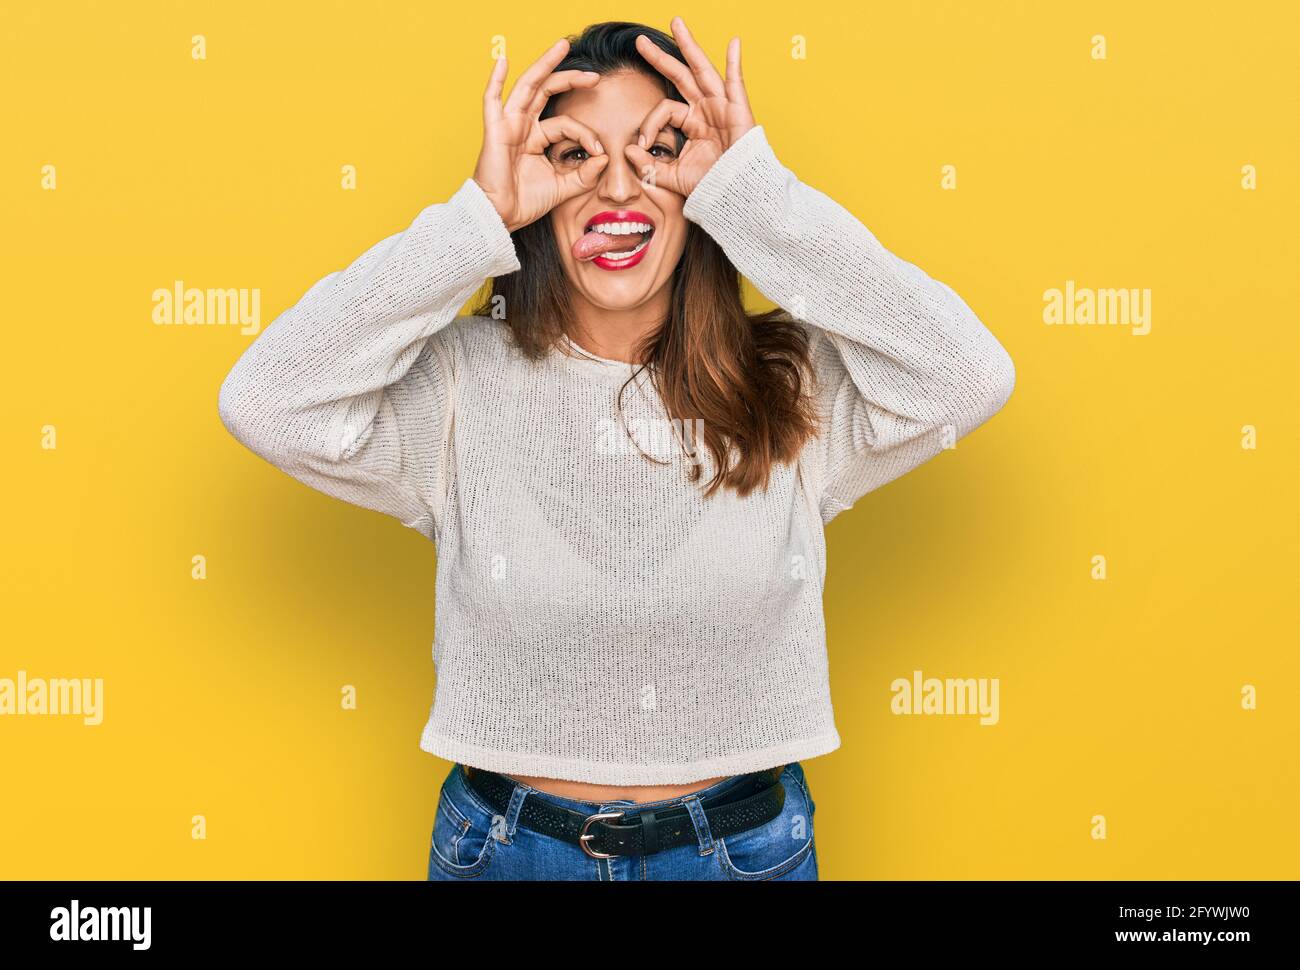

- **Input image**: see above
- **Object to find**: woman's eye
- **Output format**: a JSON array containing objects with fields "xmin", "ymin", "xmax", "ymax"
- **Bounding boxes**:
[{"xmin": 554, "ymin": 144, "xmax": 673, "ymax": 163}]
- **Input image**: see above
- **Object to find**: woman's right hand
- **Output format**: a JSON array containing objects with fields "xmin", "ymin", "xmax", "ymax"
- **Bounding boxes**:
[{"xmin": 473, "ymin": 39, "xmax": 609, "ymax": 233}]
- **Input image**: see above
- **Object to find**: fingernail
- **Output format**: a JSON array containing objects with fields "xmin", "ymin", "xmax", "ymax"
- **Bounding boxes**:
[
  {"xmin": 594, "ymin": 141, "xmax": 604, "ymax": 153},
  {"xmin": 637, "ymin": 134, "xmax": 646, "ymax": 148}
]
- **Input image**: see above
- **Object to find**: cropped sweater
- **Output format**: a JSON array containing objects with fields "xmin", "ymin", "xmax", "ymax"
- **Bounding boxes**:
[{"xmin": 217, "ymin": 125, "xmax": 1016, "ymax": 785}]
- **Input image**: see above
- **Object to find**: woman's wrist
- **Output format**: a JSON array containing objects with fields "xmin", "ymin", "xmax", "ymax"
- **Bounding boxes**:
[{"xmin": 471, "ymin": 178, "xmax": 517, "ymax": 233}]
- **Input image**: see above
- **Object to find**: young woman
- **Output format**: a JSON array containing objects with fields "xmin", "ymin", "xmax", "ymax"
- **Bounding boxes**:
[{"xmin": 218, "ymin": 18, "xmax": 1015, "ymax": 881}]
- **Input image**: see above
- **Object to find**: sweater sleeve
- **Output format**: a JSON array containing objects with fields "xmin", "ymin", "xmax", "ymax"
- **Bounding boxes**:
[
  {"xmin": 681, "ymin": 125, "xmax": 1016, "ymax": 523},
  {"xmin": 217, "ymin": 177, "xmax": 520, "ymax": 541}
]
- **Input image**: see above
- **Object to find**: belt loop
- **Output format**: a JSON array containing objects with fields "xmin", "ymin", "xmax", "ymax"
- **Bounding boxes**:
[
  {"xmin": 682, "ymin": 794, "xmax": 715, "ymax": 856},
  {"xmin": 639, "ymin": 808, "xmax": 660, "ymax": 855},
  {"xmin": 499, "ymin": 781, "xmax": 529, "ymax": 844}
]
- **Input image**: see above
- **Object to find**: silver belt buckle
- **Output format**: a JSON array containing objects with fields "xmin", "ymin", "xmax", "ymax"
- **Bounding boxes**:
[{"xmin": 578, "ymin": 810, "xmax": 626, "ymax": 859}]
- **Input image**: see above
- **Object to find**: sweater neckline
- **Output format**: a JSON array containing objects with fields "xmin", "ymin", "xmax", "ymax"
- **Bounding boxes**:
[{"xmin": 555, "ymin": 333, "xmax": 645, "ymax": 372}]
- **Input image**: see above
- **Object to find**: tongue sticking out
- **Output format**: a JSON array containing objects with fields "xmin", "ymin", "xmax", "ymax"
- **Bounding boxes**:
[{"xmin": 573, "ymin": 230, "xmax": 649, "ymax": 262}]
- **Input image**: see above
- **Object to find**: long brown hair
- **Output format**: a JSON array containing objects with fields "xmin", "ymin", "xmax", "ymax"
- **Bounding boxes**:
[{"xmin": 471, "ymin": 21, "xmax": 819, "ymax": 498}]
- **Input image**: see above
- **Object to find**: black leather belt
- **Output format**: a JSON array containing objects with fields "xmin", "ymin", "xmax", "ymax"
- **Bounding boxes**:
[{"xmin": 461, "ymin": 764, "xmax": 787, "ymax": 859}]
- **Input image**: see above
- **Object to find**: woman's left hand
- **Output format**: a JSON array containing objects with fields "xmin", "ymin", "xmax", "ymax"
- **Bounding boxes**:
[{"xmin": 625, "ymin": 17, "xmax": 756, "ymax": 198}]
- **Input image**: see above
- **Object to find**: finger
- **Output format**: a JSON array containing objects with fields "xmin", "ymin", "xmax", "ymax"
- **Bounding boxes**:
[
  {"xmin": 624, "ymin": 143, "xmax": 682, "ymax": 196},
  {"xmin": 555, "ymin": 153, "xmax": 610, "ymax": 202},
  {"xmin": 536, "ymin": 114, "xmax": 605, "ymax": 157},
  {"xmin": 668, "ymin": 16, "xmax": 726, "ymax": 100},
  {"xmin": 503, "ymin": 38, "xmax": 572, "ymax": 115},
  {"xmin": 635, "ymin": 33, "xmax": 703, "ymax": 103},
  {"xmin": 521, "ymin": 69, "xmax": 602, "ymax": 118},
  {"xmin": 724, "ymin": 37, "xmax": 750, "ymax": 110},
  {"xmin": 482, "ymin": 54, "xmax": 508, "ymax": 127},
  {"xmin": 636, "ymin": 98, "xmax": 690, "ymax": 151}
]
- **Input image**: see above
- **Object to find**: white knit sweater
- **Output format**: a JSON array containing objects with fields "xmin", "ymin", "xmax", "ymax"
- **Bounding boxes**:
[{"xmin": 218, "ymin": 125, "xmax": 1015, "ymax": 785}]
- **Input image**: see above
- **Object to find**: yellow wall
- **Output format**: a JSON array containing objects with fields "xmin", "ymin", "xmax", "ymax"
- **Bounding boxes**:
[{"xmin": 2, "ymin": 1, "xmax": 1295, "ymax": 879}]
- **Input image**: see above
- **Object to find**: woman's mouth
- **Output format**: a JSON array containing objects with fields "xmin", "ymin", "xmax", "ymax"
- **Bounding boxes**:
[{"xmin": 572, "ymin": 211, "xmax": 656, "ymax": 270}]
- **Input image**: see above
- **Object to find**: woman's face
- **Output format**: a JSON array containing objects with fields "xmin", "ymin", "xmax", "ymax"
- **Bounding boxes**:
[{"xmin": 546, "ymin": 69, "xmax": 687, "ymax": 313}]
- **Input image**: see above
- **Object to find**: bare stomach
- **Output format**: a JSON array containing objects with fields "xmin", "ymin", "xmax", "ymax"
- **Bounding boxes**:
[{"xmin": 502, "ymin": 773, "xmax": 731, "ymax": 804}]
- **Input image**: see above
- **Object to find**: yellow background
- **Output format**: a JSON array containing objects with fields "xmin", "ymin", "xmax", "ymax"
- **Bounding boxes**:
[{"xmin": 2, "ymin": 1, "xmax": 1296, "ymax": 879}]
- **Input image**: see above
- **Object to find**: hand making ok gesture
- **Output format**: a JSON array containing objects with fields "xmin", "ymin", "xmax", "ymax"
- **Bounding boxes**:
[
  {"xmin": 623, "ymin": 17, "xmax": 758, "ymax": 199},
  {"xmin": 472, "ymin": 39, "xmax": 611, "ymax": 233}
]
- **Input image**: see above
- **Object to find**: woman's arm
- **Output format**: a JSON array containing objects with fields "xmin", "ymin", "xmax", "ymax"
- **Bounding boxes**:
[
  {"xmin": 217, "ymin": 177, "xmax": 520, "ymax": 541},
  {"xmin": 680, "ymin": 124, "xmax": 1016, "ymax": 522}
]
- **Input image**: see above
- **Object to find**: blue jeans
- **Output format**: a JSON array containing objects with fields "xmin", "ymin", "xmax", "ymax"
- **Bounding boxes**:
[{"xmin": 427, "ymin": 761, "xmax": 819, "ymax": 881}]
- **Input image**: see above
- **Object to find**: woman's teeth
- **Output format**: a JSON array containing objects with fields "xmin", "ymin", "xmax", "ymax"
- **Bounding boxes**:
[{"xmin": 586, "ymin": 221, "xmax": 654, "ymax": 234}]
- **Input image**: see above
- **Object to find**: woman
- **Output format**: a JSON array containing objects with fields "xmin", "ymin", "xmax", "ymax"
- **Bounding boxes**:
[{"xmin": 218, "ymin": 18, "xmax": 1015, "ymax": 881}]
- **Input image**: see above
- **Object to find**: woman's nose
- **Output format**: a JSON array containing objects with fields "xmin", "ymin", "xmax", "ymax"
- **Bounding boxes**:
[{"xmin": 596, "ymin": 146, "xmax": 642, "ymax": 203}]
